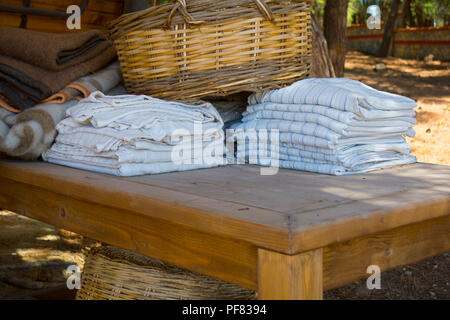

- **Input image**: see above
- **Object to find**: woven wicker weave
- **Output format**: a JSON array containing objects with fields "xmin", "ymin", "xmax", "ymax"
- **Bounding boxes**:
[
  {"xmin": 108, "ymin": 0, "xmax": 312, "ymax": 100},
  {"xmin": 76, "ymin": 246, "xmax": 256, "ymax": 300}
]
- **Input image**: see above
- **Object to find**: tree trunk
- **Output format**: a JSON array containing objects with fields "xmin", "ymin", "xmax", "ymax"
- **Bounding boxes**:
[
  {"xmin": 377, "ymin": 0, "xmax": 402, "ymax": 57},
  {"xmin": 414, "ymin": 2, "xmax": 425, "ymax": 27},
  {"xmin": 403, "ymin": 0, "xmax": 415, "ymax": 27},
  {"xmin": 323, "ymin": 0, "xmax": 349, "ymax": 77},
  {"xmin": 309, "ymin": 15, "xmax": 335, "ymax": 78}
]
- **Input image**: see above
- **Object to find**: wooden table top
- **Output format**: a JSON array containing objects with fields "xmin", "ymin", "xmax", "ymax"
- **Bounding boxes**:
[{"xmin": 0, "ymin": 160, "xmax": 449, "ymax": 254}]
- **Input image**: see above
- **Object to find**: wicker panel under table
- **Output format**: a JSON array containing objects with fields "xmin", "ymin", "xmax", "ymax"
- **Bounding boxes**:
[{"xmin": 76, "ymin": 246, "xmax": 256, "ymax": 300}]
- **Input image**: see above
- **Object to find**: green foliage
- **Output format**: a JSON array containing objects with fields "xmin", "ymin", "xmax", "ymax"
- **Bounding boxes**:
[{"xmin": 417, "ymin": 0, "xmax": 450, "ymax": 26}]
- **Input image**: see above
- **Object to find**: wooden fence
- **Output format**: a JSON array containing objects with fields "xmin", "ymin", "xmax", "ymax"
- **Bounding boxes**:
[{"xmin": 347, "ymin": 24, "xmax": 450, "ymax": 61}]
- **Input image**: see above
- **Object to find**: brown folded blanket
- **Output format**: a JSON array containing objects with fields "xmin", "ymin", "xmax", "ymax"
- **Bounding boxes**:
[
  {"xmin": 0, "ymin": 26, "xmax": 111, "ymax": 72},
  {"xmin": 0, "ymin": 45, "xmax": 117, "ymax": 112},
  {"xmin": 0, "ymin": 91, "xmax": 25, "ymax": 113}
]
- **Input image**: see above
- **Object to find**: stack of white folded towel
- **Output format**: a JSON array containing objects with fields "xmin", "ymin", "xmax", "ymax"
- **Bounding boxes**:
[
  {"xmin": 231, "ymin": 78, "xmax": 417, "ymax": 175},
  {"xmin": 43, "ymin": 92, "xmax": 225, "ymax": 176}
]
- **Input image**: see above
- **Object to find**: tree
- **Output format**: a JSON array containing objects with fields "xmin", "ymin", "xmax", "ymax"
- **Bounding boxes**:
[
  {"xmin": 323, "ymin": 0, "xmax": 350, "ymax": 77},
  {"xmin": 413, "ymin": 1, "xmax": 425, "ymax": 27},
  {"xmin": 377, "ymin": 0, "xmax": 402, "ymax": 57},
  {"xmin": 310, "ymin": 15, "xmax": 335, "ymax": 78},
  {"xmin": 347, "ymin": 0, "xmax": 371, "ymax": 25},
  {"xmin": 402, "ymin": 0, "xmax": 416, "ymax": 28}
]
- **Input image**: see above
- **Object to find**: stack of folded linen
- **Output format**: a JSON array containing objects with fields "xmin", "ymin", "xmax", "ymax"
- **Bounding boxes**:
[
  {"xmin": 231, "ymin": 78, "xmax": 417, "ymax": 175},
  {"xmin": 43, "ymin": 92, "xmax": 225, "ymax": 176},
  {"xmin": 0, "ymin": 26, "xmax": 116, "ymax": 112}
]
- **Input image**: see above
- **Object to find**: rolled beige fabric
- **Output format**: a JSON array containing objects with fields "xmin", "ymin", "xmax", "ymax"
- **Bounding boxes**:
[{"xmin": 0, "ymin": 100, "xmax": 77, "ymax": 159}]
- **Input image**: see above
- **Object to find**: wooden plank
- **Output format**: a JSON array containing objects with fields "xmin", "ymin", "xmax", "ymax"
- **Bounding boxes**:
[
  {"xmin": 0, "ymin": 167, "xmax": 448, "ymax": 292},
  {"xmin": 0, "ymin": 0, "xmax": 123, "ymax": 32},
  {"xmin": 2, "ymin": 0, "xmax": 124, "ymax": 15},
  {"xmin": 133, "ymin": 163, "xmax": 450, "ymax": 215},
  {"xmin": 0, "ymin": 178, "xmax": 258, "ymax": 290},
  {"xmin": 0, "ymin": 161, "xmax": 290, "ymax": 252},
  {"xmin": 323, "ymin": 214, "xmax": 450, "ymax": 290},
  {"xmin": 131, "ymin": 164, "xmax": 450, "ymax": 253},
  {"xmin": 0, "ymin": 12, "xmax": 110, "ymax": 32},
  {"xmin": 0, "ymin": 161, "xmax": 449, "ymax": 254},
  {"xmin": 291, "ymin": 191, "xmax": 450, "ymax": 253},
  {"xmin": 1, "ymin": 0, "xmax": 122, "ymax": 17},
  {"xmin": 257, "ymin": 248, "xmax": 323, "ymax": 300}
]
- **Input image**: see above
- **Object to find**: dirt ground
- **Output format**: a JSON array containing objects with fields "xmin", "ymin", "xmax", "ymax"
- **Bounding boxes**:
[
  {"xmin": 0, "ymin": 51, "xmax": 448, "ymax": 300},
  {"xmin": 345, "ymin": 51, "xmax": 450, "ymax": 165},
  {"xmin": 0, "ymin": 210, "xmax": 100, "ymax": 299}
]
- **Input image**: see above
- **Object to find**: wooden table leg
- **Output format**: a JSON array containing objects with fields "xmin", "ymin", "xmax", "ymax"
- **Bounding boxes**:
[{"xmin": 257, "ymin": 248, "xmax": 323, "ymax": 300}]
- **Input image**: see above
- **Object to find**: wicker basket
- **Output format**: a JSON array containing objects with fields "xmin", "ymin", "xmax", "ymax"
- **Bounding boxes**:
[
  {"xmin": 76, "ymin": 246, "xmax": 256, "ymax": 300},
  {"xmin": 108, "ymin": 0, "xmax": 312, "ymax": 100}
]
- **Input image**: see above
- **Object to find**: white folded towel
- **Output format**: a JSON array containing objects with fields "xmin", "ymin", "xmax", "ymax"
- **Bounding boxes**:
[
  {"xmin": 243, "ymin": 104, "xmax": 416, "ymax": 136},
  {"xmin": 249, "ymin": 78, "xmax": 417, "ymax": 116},
  {"xmin": 231, "ymin": 78, "xmax": 417, "ymax": 175},
  {"xmin": 42, "ymin": 156, "xmax": 219, "ymax": 176},
  {"xmin": 67, "ymin": 92, "xmax": 222, "ymax": 129},
  {"xmin": 44, "ymin": 91, "xmax": 225, "ymax": 176},
  {"xmin": 239, "ymin": 142, "xmax": 414, "ymax": 169}
]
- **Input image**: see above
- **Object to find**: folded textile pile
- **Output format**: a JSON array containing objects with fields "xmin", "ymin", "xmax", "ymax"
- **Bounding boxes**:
[
  {"xmin": 211, "ymin": 101, "xmax": 247, "ymax": 129},
  {"xmin": 231, "ymin": 78, "xmax": 417, "ymax": 175},
  {"xmin": 0, "ymin": 26, "xmax": 116, "ymax": 112},
  {"xmin": 43, "ymin": 92, "xmax": 225, "ymax": 176},
  {"xmin": 0, "ymin": 64, "xmax": 123, "ymax": 160},
  {"xmin": 205, "ymin": 93, "xmax": 249, "ymax": 129}
]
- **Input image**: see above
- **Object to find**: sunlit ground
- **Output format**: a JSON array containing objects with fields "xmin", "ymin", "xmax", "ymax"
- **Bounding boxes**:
[{"xmin": 345, "ymin": 51, "xmax": 450, "ymax": 165}]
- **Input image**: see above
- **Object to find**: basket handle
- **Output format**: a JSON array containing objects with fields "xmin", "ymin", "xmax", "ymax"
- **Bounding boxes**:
[
  {"xmin": 252, "ymin": 0, "xmax": 275, "ymax": 21},
  {"xmin": 167, "ymin": 0, "xmax": 274, "ymax": 26}
]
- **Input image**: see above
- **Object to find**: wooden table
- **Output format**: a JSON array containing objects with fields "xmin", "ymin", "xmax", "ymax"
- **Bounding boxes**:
[{"xmin": 0, "ymin": 160, "xmax": 448, "ymax": 299}]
